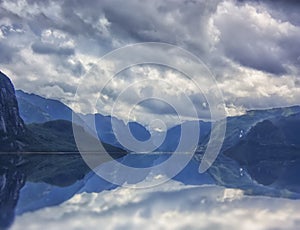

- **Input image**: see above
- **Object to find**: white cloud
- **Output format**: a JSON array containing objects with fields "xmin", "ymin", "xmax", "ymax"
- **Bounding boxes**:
[
  {"xmin": 0, "ymin": 0, "xmax": 300, "ymax": 124},
  {"xmin": 218, "ymin": 60, "xmax": 300, "ymax": 111}
]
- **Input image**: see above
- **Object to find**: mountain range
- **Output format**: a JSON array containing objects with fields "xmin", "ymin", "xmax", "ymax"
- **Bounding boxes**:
[
  {"xmin": 16, "ymin": 89, "xmax": 211, "ymax": 152},
  {"xmin": 0, "ymin": 71, "xmax": 127, "ymax": 228},
  {"xmin": 2, "ymin": 69, "xmax": 300, "ymax": 191},
  {"xmin": 2, "ymin": 70, "xmax": 299, "ymax": 174},
  {"xmin": 0, "ymin": 71, "xmax": 126, "ymax": 154},
  {"xmin": 1, "ymin": 70, "xmax": 300, "ymax": 229},
  {"xmin": 15, "ymin": 88, "xmax": 300, "ymax": 154},
  {"xmin": 225, "ymin": 112, "xmax": 300, "ymax": 192},
  {"xmin": 13, "ymin": 72, "xmax": 300, "ymax": 193}
]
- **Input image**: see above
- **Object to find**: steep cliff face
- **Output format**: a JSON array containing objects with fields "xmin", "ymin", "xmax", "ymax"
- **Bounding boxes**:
[
  {"xmin": 0, "ymin": 156, "xmax": 25, "ymax": 229},
  {"xmin": 0, "ymin": 71, "xmax": 26, "ymax": 150}
]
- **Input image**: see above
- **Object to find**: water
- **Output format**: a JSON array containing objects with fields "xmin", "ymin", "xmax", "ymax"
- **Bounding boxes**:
[{"xmin": 1, "ymin": 152, "xmax": 300, "ymax": 229}]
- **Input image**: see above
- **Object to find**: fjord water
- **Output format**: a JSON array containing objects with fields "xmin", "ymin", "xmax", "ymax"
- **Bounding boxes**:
[
  {"xmin": 3, "ymin": 74, "xmax": 300, "ymax": 227},
  {"xmin": 1, "ymin": 152, "xmax": 300, "ymax": 229}
]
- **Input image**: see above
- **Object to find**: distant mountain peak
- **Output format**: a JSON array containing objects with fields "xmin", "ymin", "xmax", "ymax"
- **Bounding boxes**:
[{"xmin": 15, "ymin": 89, "xmax": 72, "ymax": 124}]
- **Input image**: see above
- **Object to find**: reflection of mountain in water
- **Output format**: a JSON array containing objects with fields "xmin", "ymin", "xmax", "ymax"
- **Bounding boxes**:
[
  {"xmin": 2, "ymin": 147, "xmax": 300, "ymax": 229},
  {"xmin": 0, "ymin": 153, "xmax": 87, "ymax": 229},
  {"xmin": 0, "ymin": 70, "xmax": 127, "ymax": 229},
  {"xmin": 0, "ymin": 156, "xmax": 25, "ymax": 229},
  {"xmin": 225, "ymin": 113, "xmax": 300, "ymax": 193},
  {"xmin": 1, "ymin": 70, "xmax": 300, "ymax": 229}
]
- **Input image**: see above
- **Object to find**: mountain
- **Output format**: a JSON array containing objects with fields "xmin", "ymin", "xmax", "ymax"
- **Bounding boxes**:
[
  {"xmin": 224, "ymin": 113, "xmax": 300, "ymax": 192},
  {"xmin": 2, "ymin": 69, "xmax": 300, "ymax": 228},
  {"xmin": 16, "ymin": 90, "xmax": 72, "ymax": 123},
  {"xmin": 16, "ymin": 89, "xmax": 300, "ymax": 154},
  {"xmin": 25, "ymin": 119, "xmax": 127, "ymax": 155},
  {"xmin": 73, "ymin": 114, "xmax": 210, "ymax": 152},
  {"xmin": 0, "ymin": 71, "xmax": 126, "ymax": 154},
  {"xmin": 198, "ymin": 105, "xmax": 300, "ymax": 154},
  {"xmin": 0, "ymin": 71, "xmax": 127, "ymax": 228},
  {"xmin": 0, "ymin": 72, "xmax": 27, "ymax": 228},
  {"xmin": 16, "ymin": 90, "xmax": 211, "ymax": 152},
  {"xmin": 0, "ymin": 71, "xmax": 27, "ymax": 151},
  {"xmin": 80, "ymin": 113, "xmax": 151, "ymax": 150},
  {"xmin": 16, "ymin": 90, "xmax": 152, "ymax": 149},
  {"xmin": 156, "ymin": 120, "xmax": 211, "ymax": 152}
]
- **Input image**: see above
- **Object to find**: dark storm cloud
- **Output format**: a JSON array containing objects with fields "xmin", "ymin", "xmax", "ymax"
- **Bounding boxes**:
[
  {"xmin": 237, "ymin": 0, "xmax": 300, "ymax": 27},
  {"xmin": 102, "ymin": 0, "xmax": 220, "ymax": 52},
  {"xmin": 61, "ymin": 59, "xmax": 85, "ymax": 77},
  {"xmin": 27, "ymin": 13, "xmax": 56, "ymax": 36},
  {"xmin": 26, "ymin": 0, "xmax": 51, "ymax": 5},
  {"xmin": 1, "ymin": 0, "xmax": 299, "ymax": 74},
  {"xmin": 52, "ymin": 0, "xmax": 222, "ymax": 55},
  {"xmin": 51, "ymin": 0, "xmax": 300, "ymax": 76},
  {"xmin": 1, "ymin": 0, "xmax": 300, "ymax": 118},
  {"xmin": 31, "ymin": 41, "xmax": 74, "ymax": 56},
  {"xmin": 58, "ymin": 7, "xmax": 97, "ymax": 36},
  {"xmin": 0, "ymin": 6, "xmax": 23, "ymax": 25},
  {"xmin": 0, "ymin": 43, "xmax": 16, "ymax": 63},
  {"xmin": 213, "ymin": 0, "xmax": 300, "ymax": 75},
  {"xmin": 222, "ymin": 39, "xmax": 287, "ymax": 75},
  {"xmin": 238, "ymin": 0, "xmax": 300, "ymax": 7}
]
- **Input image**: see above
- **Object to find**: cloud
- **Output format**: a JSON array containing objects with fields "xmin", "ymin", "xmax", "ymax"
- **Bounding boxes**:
[
  {"xmin": 211, "ymin": 0, "xmax": 300, "ymax": 75},
  {"xmin": 239, "ymin": 0, "xmax": 300, "ymax": 28},
  {"xmin": 31, "ymin": 41, "xmax": 74, "ymax": 56},
  {"xmin": 0, "ymin": 0, "xmax": 300, "ymax": 125},
  {"xmin": 0, "ymin": 42, "xmax": 16, "ymax": 63}
]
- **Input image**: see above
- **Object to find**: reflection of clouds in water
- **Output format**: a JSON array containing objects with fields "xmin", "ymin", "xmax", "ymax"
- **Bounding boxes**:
[{"xmin": 12, "ymin": 180, "xmax": 300, "ymax": 230}]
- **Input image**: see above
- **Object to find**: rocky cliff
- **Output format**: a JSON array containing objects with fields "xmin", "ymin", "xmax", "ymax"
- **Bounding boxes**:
[
  {"xmin": 0, "ymin": 71, "xmax": 26, "ymax": 151},
  {"xmin": 0, "ymin": 156, "xmax": 25, "ymax": 229}
]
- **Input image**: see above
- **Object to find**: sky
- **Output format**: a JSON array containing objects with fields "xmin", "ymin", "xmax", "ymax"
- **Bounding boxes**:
[{"xmin": 0, "ymin": 0, "xmax": 300, "ymax": 126}]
